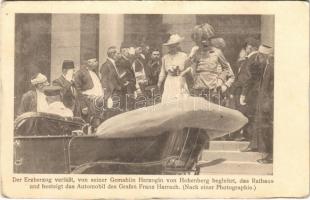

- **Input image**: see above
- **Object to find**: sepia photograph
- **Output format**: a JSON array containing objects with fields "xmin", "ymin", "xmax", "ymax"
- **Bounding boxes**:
[
  {"xmin": 1, "ymin": 1, "xmax": 308, "ymax": 199},
  {"xmin": 13, "ymin": 13, "xmax": 274, "ymax": 175}
]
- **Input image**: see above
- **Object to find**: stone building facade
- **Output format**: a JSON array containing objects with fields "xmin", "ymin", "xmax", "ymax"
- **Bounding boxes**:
[{"xmin": 14, "ymin": 14, "xmax": 274, "ymax": 114}]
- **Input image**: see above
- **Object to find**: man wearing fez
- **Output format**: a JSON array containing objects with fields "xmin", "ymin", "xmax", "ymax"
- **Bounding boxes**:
[
  {"xmin": 240, "ymin": 44, "xmax": 274, "ymax": 164},
  {"xmin": 52, "ymin": 60, "xmax": 76, "ymax": 114},
  {"xmin": 115, "ymin": 44, "xmax": 137, "ymax": 111},
  {"xmin": 43, "ymin": 85, "xmax": 73, "ymax": 117},
  {"xmin": 18, "ymin": 73, "xmax": 49, "ymax": 115}
]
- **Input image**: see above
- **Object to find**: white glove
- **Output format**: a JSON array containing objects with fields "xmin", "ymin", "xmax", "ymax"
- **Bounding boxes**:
[
  {"xmin": 221, "ymin": 84, "xmax": 227, "ymax": 93},
  {"xmin": 189, "ymin": 46, "xmax": 199, "ymax": 58},
  {"xmin": 240, "ymin": 95, "xmax": 246, "ymax": 105},
  {"xmin": 217, "ymin": 79, "xmax": 224, "ymax": 88},
  {"xmin": 107, "ymin": 97, "xmax": 113, "ymax": 108}
]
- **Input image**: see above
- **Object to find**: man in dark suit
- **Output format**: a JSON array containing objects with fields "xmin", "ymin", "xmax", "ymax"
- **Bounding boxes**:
[
  {"xmin": 74, "ymin": 58, "xmax": 103, "ymax": 96},
  {"xmin": 146, "ymin": 49, "xmax": 161, "ymax": 86},
  {"xmin": 74, "ymin": 58, "xmax": 103, "ymax": 121},
  {"xmin": 52, "ymin": 60, "xmax": 76, "ymax": 114},
  {"xmin": 115, "ymin": 45, "xmax": 137, "ymax": 111},
  {"xmin": 240, "ymin": 45, "xmax": 274, "ymax": 160},
  {"xmin": 132, "ymin": 45, "xmax": 148, "ymax": 94},
  {"xmin": 100, "ymin": 46, "xmax": 122, "ymax": 100},
  {"xmin": 228, "ymin": 38, "xmax": 259, "ymax": 141},
  {"xmin": 253, "ymin": 45, "xmax": 274, "ymax": 164}
]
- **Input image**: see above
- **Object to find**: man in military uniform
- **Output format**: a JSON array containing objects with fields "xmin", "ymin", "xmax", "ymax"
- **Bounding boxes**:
[{"xmin": 189, "ymin": 23, "xmax": 235, "ymax": 105}]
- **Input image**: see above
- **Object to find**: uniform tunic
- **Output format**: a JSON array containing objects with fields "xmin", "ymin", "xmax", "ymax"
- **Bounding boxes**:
[{"xmin": 191, "ymin": 47, "xmax": 234, "ymax": 90}]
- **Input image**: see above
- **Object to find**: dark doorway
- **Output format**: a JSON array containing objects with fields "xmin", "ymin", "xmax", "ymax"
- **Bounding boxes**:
[
  {"xmin": 14, "ymin": 14, "xmax": 52, "ymax": 116},
  {"xmin": 124, "ymin": 14, "xmax": 167, "ymax": 50}
]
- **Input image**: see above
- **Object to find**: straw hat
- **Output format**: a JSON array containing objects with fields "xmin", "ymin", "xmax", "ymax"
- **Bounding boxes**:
[{"xmin": 163, "ymin": 34, "xmax": 184, "ymax": 46}]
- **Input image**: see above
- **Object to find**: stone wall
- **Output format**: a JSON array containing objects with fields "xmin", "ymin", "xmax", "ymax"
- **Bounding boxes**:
[
  {"xmin": 261, "ymin": 15, "xmax": 275, "ymax": 47},
  {"xmin": 51, "ymin": 14, "xmax": 80, "ymax": 81},
  {"xmin": 162, "ymin": 15, "xmax": 196, "ymax": 54}
]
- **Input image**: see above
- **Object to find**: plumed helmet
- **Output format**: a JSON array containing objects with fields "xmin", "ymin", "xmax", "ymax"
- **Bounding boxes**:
[{"xmin": 191, "ymin": 23, "xmax": 216, "ymax": 44}]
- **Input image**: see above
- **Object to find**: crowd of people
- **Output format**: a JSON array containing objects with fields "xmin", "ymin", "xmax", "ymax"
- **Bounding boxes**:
[{"xmin": 17, "ymin": 23, "xmax": 274, "ymax": 164}]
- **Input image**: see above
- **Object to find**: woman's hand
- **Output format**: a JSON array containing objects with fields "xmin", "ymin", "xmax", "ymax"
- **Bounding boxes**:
[
  {"xmin": 180, "ymin": 71, "xmax": 187, "ymax": 77},
  {"xmin": 180, "ymin": 67, "xmax": 192, "ymax": 77},
  {"xmin": 240, "ymin": 95, "xmax": 246, "ymax": 105}
]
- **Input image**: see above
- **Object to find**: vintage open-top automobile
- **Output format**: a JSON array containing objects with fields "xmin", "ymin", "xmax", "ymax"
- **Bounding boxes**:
[{"xmin": 14, "ymin": 97, "xmax": 247, "ymax": 174}]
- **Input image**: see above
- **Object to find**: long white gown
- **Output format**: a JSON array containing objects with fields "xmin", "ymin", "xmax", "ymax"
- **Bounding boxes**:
[{"xmin": 159, "ymin": 52, "xmax": 190, "ymax": 103}]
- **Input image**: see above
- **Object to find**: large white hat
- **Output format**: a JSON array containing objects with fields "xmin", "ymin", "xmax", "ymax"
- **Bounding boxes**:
[
  {"xmin": 163, "ymin": 34, "xmax": 184, "ymax": 46},
  {"xmin": 30, "ymin": 73, "xmax": 48, "ymax": 85}
]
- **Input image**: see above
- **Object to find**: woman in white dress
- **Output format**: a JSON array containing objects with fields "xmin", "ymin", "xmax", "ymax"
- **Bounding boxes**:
[{"xmin": 157, "ymin": 34, "xmax": 192, "ymax": 103}]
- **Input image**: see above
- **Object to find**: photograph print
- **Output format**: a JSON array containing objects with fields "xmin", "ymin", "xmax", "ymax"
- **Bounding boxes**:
[{"xmin": 13, "ymin": 14, "xmax": 274, "ymax": 175}]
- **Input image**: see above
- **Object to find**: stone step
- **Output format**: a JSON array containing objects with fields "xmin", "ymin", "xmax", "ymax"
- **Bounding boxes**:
[
  {"xmin": 201, "ymin": 150, "xmax": 263, "ymax": 162},
  {"xmin": 198, "ymin": 160, "xmax": 273, "ymax": 175},
  {"xmin": 207, "ymin": 141, "xmax": 250, "ymax": 151}
]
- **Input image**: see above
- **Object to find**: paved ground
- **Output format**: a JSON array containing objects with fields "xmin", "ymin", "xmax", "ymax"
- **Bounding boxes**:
[{"xmin": 199, "ymin": 141, "xmax": 273, "ymax": 175}]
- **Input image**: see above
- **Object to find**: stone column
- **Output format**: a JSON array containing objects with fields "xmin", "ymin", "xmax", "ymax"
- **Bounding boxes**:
[
  {"xmin": 99, "ymin": 14, "xmax": 124, "ymax": 67},
  {"xmin": 261, "ymin": 15, "xmax": 275, "ymax": 47},
  {"xmin": 162, "ymin": 15, "xmax": 196, "ymax": 54},
  {"xmin": 50, "ymin": 14, "xmax": 81, "ymax": 81}
]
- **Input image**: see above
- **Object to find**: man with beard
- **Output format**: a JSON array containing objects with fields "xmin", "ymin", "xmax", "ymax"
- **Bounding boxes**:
[
  {"xmin": 18, "ymin": 73, "xmax": 49, "ymax": 115},
  {"xmin": 146, "ymin": 49, "xmax": 161, "ymax": 86},
  {"xmin": 52, "ymin": 60, "xmax": 77, "ymax": 115},
  {"xmin": 115, "ymin": 45, "xmax": 137, "ymax": 111}
]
